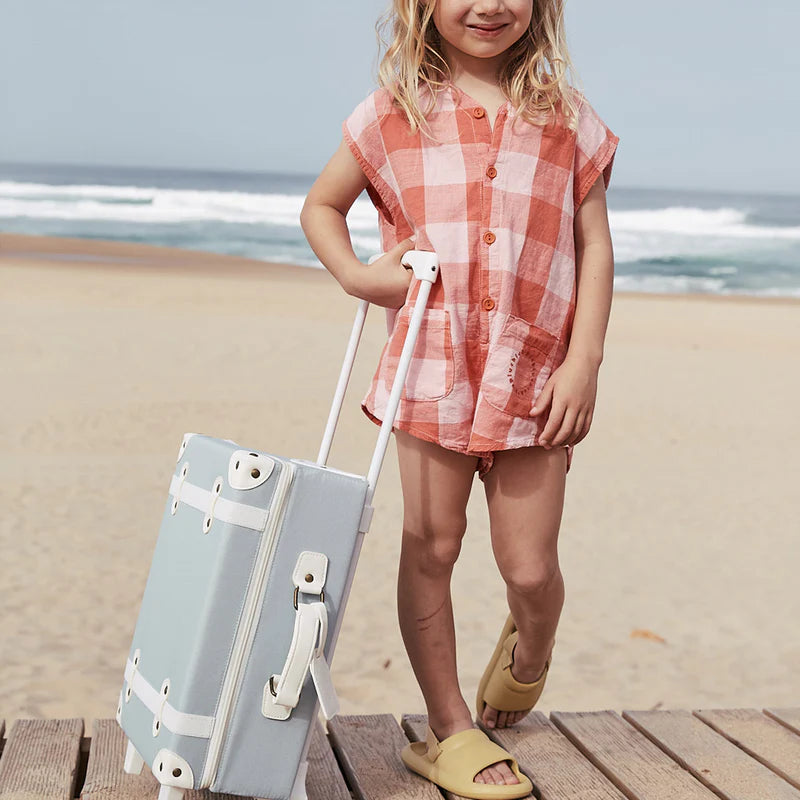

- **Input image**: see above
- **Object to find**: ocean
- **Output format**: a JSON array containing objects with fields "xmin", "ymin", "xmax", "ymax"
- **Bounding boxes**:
[{"xmin": 1, "ymin": 161, "xmax": 799, "ymax": 298}]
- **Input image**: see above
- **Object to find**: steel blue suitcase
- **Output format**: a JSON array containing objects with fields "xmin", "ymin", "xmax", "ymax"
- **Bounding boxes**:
[{"xmin": 116, "ymin": 249, "xmax": 440, "ymax": 800}]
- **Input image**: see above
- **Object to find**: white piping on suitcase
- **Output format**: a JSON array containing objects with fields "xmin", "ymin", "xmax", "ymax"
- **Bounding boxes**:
[
  {"xmin": 200, "ymin": 458, "xmax": 297, "ymax": 789},
  {"xmin": 169, "ymin": 471, "xmax": 270, "ymax": 531}
]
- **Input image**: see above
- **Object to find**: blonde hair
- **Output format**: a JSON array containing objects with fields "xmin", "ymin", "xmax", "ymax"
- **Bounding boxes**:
[{"xmin": 372, "ymin": 0, "xmax": 584, "ymax": 141}]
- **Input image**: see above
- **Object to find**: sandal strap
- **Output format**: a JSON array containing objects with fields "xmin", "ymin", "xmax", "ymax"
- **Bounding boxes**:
[
  {"xmin": 424, "ymin": 726, "xmax": 521, "ymax": 778},
  {"xmin": 482, "ymin": 632, "xmax": 551, "ymax": 712}
]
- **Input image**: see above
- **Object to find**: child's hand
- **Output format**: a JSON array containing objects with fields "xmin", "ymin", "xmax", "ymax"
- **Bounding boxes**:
[
  {"xmin": 348, "ymin": 237, "xmax": 416, "ymax": 308},
  {"xmin": 530, "ymin": 354, "xmax": 599, "ymax": 448}
]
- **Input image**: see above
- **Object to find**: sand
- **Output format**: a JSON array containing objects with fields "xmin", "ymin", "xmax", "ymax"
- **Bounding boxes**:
[{"xmin": 1, "ymin": 231, "xmax": 798, "ymax": 730}]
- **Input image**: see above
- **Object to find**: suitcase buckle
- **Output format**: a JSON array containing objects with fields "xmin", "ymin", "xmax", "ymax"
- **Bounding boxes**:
[{"xmin": 293, "ymin": 585, "xmax": 324, "ymax": 610}]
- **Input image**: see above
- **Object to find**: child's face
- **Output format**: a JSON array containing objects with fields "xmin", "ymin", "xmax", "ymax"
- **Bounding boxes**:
[{"xmin": 431, "ymin": 0, "xmax": 533, "ymax": 67}]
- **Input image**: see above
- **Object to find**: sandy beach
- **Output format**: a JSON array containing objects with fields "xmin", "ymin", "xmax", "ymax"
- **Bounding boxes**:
[{"xmin": 0, "ymin": 231, "xmax": 798, "ymax": 730}]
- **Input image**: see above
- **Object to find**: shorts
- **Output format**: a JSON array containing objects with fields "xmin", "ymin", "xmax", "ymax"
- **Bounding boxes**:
[{"xmin": 475, "ymin": 444, "xmax": 574, "ymax": 482}]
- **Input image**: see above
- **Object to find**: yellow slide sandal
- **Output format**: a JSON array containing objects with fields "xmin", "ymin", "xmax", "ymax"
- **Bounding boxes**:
[
  {"xmin": 476, "ymin": 613, "xmax": 552, "ymax": 719},
  {"xmin": 400, "ymin": 723, "xmax": 533, "ymax": 799}
]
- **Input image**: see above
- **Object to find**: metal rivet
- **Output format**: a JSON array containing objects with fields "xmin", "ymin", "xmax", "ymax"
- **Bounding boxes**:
[
  {"xmin": 305, "ymin": 573, "xmax": 314, "ymax": 582},
  {"xmin": 172, "ymin": 768, "xmax": 182, "ymax": 778},
  {"xmin": 251, "ymin": 468, "xmax": 260, "ymax": 478}
]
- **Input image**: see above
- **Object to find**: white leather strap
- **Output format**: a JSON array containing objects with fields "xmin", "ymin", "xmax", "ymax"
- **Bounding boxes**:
[
  {"xmin": 169, "ymin": 473, "xmax": 269, "ymax": 531},
  {"xmin": 292, "ymin": 551, "xmax": 328, "ymax": 595},
  {"xmin": 123, "ymin": 656, "xmax": 215, "ymax": 739}
]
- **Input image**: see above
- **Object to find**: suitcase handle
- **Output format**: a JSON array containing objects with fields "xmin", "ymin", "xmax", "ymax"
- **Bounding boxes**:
[
  {"xmin": 261, "ymin": 600, "xmax": 338, "ymax": 720},
  {"xmin": 315, "ymin": 249, "xmax": 440, "ymax": 513}
]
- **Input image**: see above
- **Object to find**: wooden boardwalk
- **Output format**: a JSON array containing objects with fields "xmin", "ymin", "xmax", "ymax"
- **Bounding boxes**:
[{"xmin": 1, "ymin": 708, "xmax": 799, "ymax": 799}]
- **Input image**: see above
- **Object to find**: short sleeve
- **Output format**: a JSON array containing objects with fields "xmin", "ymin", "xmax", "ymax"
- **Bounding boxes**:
[
  {"xmin": 342, "ymin": 90, "xmax": 403, "ymax": 226},
  {"xmin": 572, "ymin": 93, "xmax": 620, "ymax": 210}
]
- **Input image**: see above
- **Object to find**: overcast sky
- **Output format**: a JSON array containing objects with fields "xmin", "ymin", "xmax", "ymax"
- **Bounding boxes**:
[{"xmin": 1, "ymin": 0, "xmax": 798, "ymax": 194}]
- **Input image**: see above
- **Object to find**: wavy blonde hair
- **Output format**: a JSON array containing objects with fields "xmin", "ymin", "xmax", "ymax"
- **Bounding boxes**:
[{"xmin": 371, "ymin": 0, "xmax": 584, "ymax": 141}]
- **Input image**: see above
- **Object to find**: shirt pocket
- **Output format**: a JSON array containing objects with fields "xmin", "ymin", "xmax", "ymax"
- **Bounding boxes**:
[
  {"xmin": 482, "ymin": 313, "xmax": 559, "ymax": 417},
  {"xmin": 388, "ymin": 307, "xmax": 455, "ymax": 402}
]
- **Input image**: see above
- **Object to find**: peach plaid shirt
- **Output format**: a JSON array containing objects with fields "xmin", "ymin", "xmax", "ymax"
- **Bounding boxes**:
[{"xmin": 342, "ymin": 80, "xmax": 619, "ymax": 478}]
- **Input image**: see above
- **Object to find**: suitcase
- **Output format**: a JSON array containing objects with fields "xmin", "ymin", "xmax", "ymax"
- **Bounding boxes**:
[{"xmin": 116, "ymin": 248, "xmax": 440, "ymax": 800}]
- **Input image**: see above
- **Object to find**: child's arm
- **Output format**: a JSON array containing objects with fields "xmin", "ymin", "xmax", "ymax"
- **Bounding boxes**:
[
  {"xmin": 566, "ymin": 174, "xmax": 615, "ymax": 368},
  {"xmin": 300, "ymin": 139, "xmax": 414, "ymax": 309},
  {"xmin": 531, "ymin": 175, "xmax": 614, "ymax": 448}
]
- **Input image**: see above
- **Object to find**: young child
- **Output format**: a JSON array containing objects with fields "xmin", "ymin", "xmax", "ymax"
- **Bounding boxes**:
[{"xmin": 301, "ymin": 0, "xmax": 618, "ymax": 796}]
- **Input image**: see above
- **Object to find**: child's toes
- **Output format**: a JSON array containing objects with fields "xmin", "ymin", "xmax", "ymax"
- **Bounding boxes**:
[{"xmin": 482, "ymin": 704, "xmax": 500, "ymax": 728}]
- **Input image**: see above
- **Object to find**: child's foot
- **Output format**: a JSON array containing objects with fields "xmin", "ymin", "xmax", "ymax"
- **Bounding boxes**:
[
  {"xmin": 479, "ymin": 642, "xmax": 549, "ymax": 729},
  {"xmin": 429, "ymin": 718, "xmax": 521, "ymax": 786}
]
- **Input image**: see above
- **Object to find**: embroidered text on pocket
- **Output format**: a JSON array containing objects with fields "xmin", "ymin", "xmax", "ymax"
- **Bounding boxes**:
[{"xmin": 482, "ymin": 314, "xmax": 559, "ymax": 417}]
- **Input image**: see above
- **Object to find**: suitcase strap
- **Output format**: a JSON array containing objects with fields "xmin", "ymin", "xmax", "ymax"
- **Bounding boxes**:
[{"xmin": 262, "ymin": 552, "xmax": 340, "ymax": 721}]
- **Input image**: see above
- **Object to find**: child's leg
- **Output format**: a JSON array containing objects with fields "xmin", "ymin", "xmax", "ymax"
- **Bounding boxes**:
[
  {"xmin": 394, "ymin": 429, "xmax": 521, "ymax": 786},
  {"xmin": 479, "ymin": 445, "xmax": 568, "ymax": 729}
]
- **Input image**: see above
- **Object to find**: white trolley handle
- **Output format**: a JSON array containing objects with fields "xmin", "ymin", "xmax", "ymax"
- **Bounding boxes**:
[{"xmin": 315, "ymin": 249, "xmax": 440, "ymax": 511}]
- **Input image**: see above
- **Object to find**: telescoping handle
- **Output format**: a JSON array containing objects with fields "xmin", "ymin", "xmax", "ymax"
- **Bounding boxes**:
[{"xmin": 315, "ymin": 249, "xmax": 440, "ymax": 508}]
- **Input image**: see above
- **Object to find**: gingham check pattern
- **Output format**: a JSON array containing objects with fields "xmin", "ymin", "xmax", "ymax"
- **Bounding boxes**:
[{"xmin": 342, "ymin": 81, "xmax": 619, "ymax": 477}]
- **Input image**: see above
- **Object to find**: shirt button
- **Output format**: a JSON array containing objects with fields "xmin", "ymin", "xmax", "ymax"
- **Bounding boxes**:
[
  {"xmin": 473, "ymin": 107, "xmax": 486, "ymax": 119},
  {"xmin": 483, "ymin": 230, "xmax": 496, "ymax": 244},
  {"xmin": 486, "ymin": 165, "xmax": 497, "ymax": 178},
  {"xmin": 482, "ymin": 297, "xmax": 495, "ymax": 310}
]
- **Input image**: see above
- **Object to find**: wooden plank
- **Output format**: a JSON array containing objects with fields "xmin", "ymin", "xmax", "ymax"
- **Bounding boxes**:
[
  {"xmin": 403, "ymin": 713, "xmax": 628, "ymax": 800},
  {"xmin": 0, "ymin": 718, "xmax": 83, "ymax": 800},
  {"xmin": 479, "ymin": 713, "xmax": 628, "ymax": 800},
  {"xmin": 305, "ymin": 718, "xmax": 352, "ymax": 800},
  {"xmin": 80, "ymin": 718, "xmax": 154, "ymax": 800},
  {"xmin": 693, "ymin": 708, "xmax": 800, "ymax": 790},
  {"xmin": 79, "ymin": 717, "xmax": 340, "ymax": 800},
  {"xmin": 79, "ymin": 718, "xmax": 244, "ymax": 800},
  {"xmin": 625, "ymin": 709, "xmax": 800, "ymax": 800},
  {"xmin": 767, "ymin": 709, "xmax": 800, "ymax": 737},
  {"xmin": 327, "ymin": 713, "xmax": 438, "ymax": 800},
  {"xmin": 551, "ymin": 710, "xmax": 717, "ymax": 800}
]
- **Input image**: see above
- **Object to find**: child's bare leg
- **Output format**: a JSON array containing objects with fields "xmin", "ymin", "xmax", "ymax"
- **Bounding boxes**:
[
  {"xmin": 479, "ymin": 444, "xmax": 568, "ymax": 729},
  {"xmin": 394, "ymin": 429, "xmax": 520, "ymax": 786}
]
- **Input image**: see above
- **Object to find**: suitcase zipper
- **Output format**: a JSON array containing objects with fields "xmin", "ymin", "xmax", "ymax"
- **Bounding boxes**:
[{"xmin": 200, "ymin": 458, "xmax": 296, "ymax": 788}]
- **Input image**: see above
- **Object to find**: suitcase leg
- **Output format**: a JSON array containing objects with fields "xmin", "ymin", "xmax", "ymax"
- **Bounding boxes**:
[
  {"xmin": 289, "ymin": 759, "xmax": 308, "ymax": 800},
  {"xmin": 123, "ymin": 739, "xmax": 145, "ymax": 774},
  {"xmin": 157, "ymin": 785, "xmax": 185, "ymax": 800}
]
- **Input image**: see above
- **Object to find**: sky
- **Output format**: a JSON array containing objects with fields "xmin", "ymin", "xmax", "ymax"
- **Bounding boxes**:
[{"xmin": 0, "ymin": 0, "xmax": 798, "ymax": 195}]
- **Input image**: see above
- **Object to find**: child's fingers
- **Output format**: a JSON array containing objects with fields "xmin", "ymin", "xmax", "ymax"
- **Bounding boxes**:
[
  {"xmin": 548, "ymin": 406, "xmax": 578, "ymax": 447},
  {"xmin": 394, "ymin": 235, "xmax": 417, "ymax": 259},
  {"xmin": 531, "ymin": 382, "xmax": 553, "ymax": 416},
  {"xmin": 564, "ymin": 409, "xmax": 586, "ymax": 445},
  {"xmin": 538, "ymin": 399, "xmax": 566, "ymax": 446},
  {"xmin": 575, "ymin": 408, "xmax": 594, "ymax": 444}
]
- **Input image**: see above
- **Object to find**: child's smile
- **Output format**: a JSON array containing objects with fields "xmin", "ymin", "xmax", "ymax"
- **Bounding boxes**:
[{"xmin": 432, "ymin": 0, "xmax": 533, "ymax": 67}]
